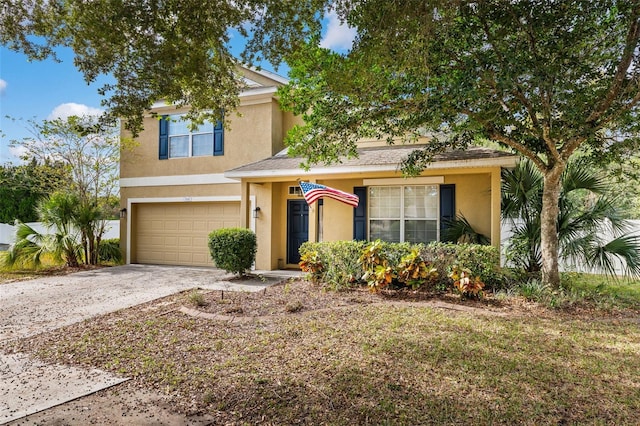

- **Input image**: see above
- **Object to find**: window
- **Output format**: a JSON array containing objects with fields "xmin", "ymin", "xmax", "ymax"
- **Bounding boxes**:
[
  {"xmin": 368, "ymin": 185, "xmax": 439, "ymax": 243},
  {"xmin": 159, "ymin": 114, "xmax": 223, "ymax": 160}
]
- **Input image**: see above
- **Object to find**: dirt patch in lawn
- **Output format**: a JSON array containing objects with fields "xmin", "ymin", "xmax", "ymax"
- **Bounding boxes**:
[{"xmin": 4, "ymin": 279, "xmax": 639, "ymax": 425}]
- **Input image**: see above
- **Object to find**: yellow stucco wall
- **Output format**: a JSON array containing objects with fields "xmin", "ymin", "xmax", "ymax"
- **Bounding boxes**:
[
  {"xmin": 120, "ymin": 98, "xmax": 284, "ymax": 179},
  {"xmin": 444, "ymin": 173, "xmax": 492, "ymax": 239},
  {"xmin": 246, "ymin": 170, "xmax": 497, "ymax": 270}
]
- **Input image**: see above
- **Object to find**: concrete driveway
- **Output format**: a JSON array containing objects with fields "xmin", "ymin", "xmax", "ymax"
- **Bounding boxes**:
[
  {"xmin": 0, "ymin": 264, "xmax": 294, "ymax": 424},
  {"xmin": 0, "ymin": 264, "xmax": 284, "ymax": 342}
]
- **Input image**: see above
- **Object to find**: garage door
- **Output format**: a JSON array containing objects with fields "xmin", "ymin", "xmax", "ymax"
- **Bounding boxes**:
[{"xmin": 134, "ymin": 202, "xmax": 241, "ymax": 266}]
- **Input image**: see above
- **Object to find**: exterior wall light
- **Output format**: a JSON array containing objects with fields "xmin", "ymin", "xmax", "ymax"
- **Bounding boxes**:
[
  {"xmin": 120, "ymin": 208, "xmax": 127, "ymax": 219},
  {"xmin": 252, "ymin": 206, "xmax": 261, "ymax": 219}
]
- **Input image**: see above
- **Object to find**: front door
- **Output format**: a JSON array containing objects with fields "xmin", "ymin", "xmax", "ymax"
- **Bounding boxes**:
[{"xmin": 287, "ymin": 200, "xmax": 309, "ymax": 265}]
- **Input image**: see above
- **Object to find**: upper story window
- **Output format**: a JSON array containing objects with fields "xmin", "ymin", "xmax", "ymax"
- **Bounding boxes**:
[{"xmin": 159, "ymin": 114, "xmax": 223, "ymax": 160}]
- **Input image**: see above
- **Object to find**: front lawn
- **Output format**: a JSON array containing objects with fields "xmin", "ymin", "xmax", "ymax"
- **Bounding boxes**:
[
  {"xmin": 562, "ymin": 272, "xmax": 640, "ymax": 309},
  {"xmin": 5, "ymin": 279, "xmax": 639, "ymax": 425}
]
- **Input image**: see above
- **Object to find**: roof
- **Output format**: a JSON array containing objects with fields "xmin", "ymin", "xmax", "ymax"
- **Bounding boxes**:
[
  {"xmin": 224, "ymin": 146, "xmax": 518, "ymax": 180},
  {"xmin": 150, "ymin": 66, "xmax": 287, "ymax": 110}
]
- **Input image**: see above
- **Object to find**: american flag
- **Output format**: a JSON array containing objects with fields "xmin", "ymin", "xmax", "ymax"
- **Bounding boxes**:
[{"xmin": 298, "ymin": 181, "xmax": 359, "ymax": 207}]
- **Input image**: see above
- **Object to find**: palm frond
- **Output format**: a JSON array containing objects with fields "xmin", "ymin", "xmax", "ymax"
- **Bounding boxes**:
[
  {"xmin": 503, "ymin": 157, "xmax": 639, "ymax": 279},
  {"xmin": 561, "ymin": 161, "xmax": 608, "ymax": 194},
  {"xmin": 442, "ymin": 215, "xmax": 490, "ymax": 245}
]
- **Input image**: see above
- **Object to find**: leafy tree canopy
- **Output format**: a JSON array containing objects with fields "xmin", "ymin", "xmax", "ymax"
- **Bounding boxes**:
[
  {"xmin": 278, "ymin": 1, "xmax": 640, "ymax": 286},
  {"xmin": 279, "ymin": 1, "xmax": 640, "ymax": 174},
  {"xmin": 0, "ymin": 0, "xmax": 325, "ymax": 134},
  {"xmin": 12, "ymin": 115, "xmax": 123, "ymax": 204},
  {"xmin": 0, "ymin": 159, "xmax": 69, "ymax": 223},
  {"xmin": 7, "ymin": 115, "xmax": 126, "ymax": 264}
]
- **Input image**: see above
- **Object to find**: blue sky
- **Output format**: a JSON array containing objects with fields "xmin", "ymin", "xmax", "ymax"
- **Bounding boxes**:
[{"xmin": 0, "ymin": 11, "xmax": 355, "ymax": 165}]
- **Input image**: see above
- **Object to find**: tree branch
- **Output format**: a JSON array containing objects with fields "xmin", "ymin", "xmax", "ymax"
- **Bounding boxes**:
[
  {"xmin": 489, "ymin": 131, "xmax": 546, "ymax": 170},
  {"xmin": 560, "ymin": 136, "xmax": 588, "ymax": 161},
  {"xmin": 587, "ymin": 11, "xmax": 640, "ymax": 123},
  {"xmin": 542, "ymin": 124, "xmax": 560, "ymax": 161},
  {"xmin": 603, "ymin": 87, "xmax": 640, "ymax": 124}
]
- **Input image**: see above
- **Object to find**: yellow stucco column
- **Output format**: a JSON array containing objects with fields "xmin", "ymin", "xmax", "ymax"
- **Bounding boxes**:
[
  {"xmin": 240, "ymin": 180, "xmax": 250, "ymax": 228},
  {"xmin": 490, "ymin": 167, "xmax": 502, "ymax": 252}
]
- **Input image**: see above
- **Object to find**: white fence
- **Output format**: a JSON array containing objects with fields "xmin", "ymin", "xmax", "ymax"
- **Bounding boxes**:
[
  {"xmin": 3, "ymin": 219, "xmax": 638, "ymax": 274},
  {"xmin": 0, "ymin": 221, "xmax": 120, "ymax": 250},
  {"xmin": 501, "ymin": 219, "xmax": 640, "ymax": 275}
]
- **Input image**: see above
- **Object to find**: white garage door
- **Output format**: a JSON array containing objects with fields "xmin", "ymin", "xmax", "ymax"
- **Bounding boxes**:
[{"xmin": 134, "ymin": 202, "xmax": 241, "ymax": 267}]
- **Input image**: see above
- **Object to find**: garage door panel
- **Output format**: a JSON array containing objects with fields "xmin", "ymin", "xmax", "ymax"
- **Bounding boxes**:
[
  {"xmin": 193, "ymin": 220, "xmax": 207, "ymax": 231},
  {"xmin": 193, "ymin": 236, "xmax": 207, "ymax": 246},
  {"xmin": 164, "ymin": 220, "xmax": 178, "ymax": 231},
  {"xmin": 134, "ymin": 201, "xmax": 240, "ymax": 267},
  {"xmin": 178, "ymin": 236, "xmax": 192, "ymax": 247},
  {"xmin": 178, "ymin": 221, "xmax": 193, "ymax": 231},
  {"xmin": 192, "ymin": 253, "xmax": 209, "ymax": 264},
  {"xmin": 224, "ymin": 205, "xmax": 240, "ymax": 215}
]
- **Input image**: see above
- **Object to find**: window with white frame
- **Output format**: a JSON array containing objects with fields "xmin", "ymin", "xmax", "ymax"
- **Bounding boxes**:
[
  {"xmin": 166, "ymin": 114, "xmax": 223, "ymax": 158},
  {"xmin": 368, "ymin": 185, "xmax": 439, "ymax": 243}
]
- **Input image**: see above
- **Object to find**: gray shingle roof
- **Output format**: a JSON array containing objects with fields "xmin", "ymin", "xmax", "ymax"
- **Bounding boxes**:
[{"xmin": 225, "ymin": 145, "xmax": 517, "ymax": 179}]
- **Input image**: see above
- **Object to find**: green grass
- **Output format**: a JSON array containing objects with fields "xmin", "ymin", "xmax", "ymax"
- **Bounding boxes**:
[
  {"xmin": 0, "ymin": 251, "xmax": 65, "ymax": 283},
  {"xmin": 560, "ymin": 272, "xmax": 640, "ymax": 309}
]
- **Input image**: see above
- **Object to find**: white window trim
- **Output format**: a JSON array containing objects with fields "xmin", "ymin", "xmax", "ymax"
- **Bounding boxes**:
[
  {"xmin": 368, "ymin": 185, "xmax": 440, "ymax": 243},
  {"xmin": 166, "ymin": 113, "xmax": 219, "ymax": 159},
  {"xmin": 126, "ymin": 195, "xmax": 255, "ymax": 265},
  {"xmin": 363, "ymin": 176, "xmax": 444, "ymax": 186},
  {"xmin": 169, "ymin": 132, "xmax": 214, "ymax": 158}
]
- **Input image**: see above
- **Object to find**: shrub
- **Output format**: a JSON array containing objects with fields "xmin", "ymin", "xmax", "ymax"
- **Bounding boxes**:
[
  {"xmin": 397, "ymin": 248, "xmax": 438, "ymax": 290},
  {"xmin": 98, "ymin": 238, "xmax": 123, "ymax": 263},
  {"xmin": 449, "ymin": 265, "xmax": 485, "ymax": 298},
  {"xmin": 419, "ymin": 242, "xmax": 505, "ymax": 290},
  {"xmin": 208, "ymin": 228, "xmax": 257, "ymax": 276},
  {"xmin": 299, "ymin": 250, "xmax": 323, "ymax": 283},
  {"xmin": 188, "ymin": 289, "xmax": 207, "ymax": 307},
  {"xmin": 299, "ymin": 240, "xmax": 366, "ymax": 290},
  {"xmin": 299, "ymin": 239, "xmax": 506, "ymax": 294},
  {"xmin": 360, "ymin": 241, "xmax": 436, "ymax": 292}
]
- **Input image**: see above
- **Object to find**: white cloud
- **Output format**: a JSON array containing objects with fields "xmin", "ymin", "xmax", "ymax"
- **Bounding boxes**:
[
  {"xmin": 47, "ymin": 102, "xmax": 103, "ymax": 120},
  {"xmin": 320, "ymin": 10, "xmax": 356, "ymax": 52},
  {"xmin": 0, "ymin": 79, "xmax": 7, "ymax": 95},
  {"xmin": 8, "ymin": 145, "xmax": 29, "ymax": 160}
]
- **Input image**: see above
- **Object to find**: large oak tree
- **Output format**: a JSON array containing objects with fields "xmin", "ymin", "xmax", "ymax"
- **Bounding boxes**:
[{"xmin": 3, "ymin": 0, "xmax": 639, "ymax": 286}]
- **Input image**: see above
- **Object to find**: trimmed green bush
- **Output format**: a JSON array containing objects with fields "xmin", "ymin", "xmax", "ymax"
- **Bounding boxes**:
[
  {"xmin": 208, "ymin": 228, "xmax": 257, "ymax": 276},
  {"xmin": 299, "ymin": 240, "xmax": 366, "ymax": 290},
  {"xmin": 98, "ymin": 238, "xmax": 123, "ymax": 264}
]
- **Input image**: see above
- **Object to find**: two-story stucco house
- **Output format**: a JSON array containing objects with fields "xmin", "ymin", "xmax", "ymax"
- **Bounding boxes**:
[{"xmin": 119, "ymin": 66, "xmax": 517, "ymax": 270}]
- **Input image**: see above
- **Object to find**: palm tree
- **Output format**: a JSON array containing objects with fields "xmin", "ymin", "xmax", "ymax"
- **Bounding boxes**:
[
  {"xmin": 4, "ymin": 192, "xmax": 82, "ymax": 268},
  {"xmin": 502, "ymin": 159, "xmax": 640, "ymax": 278}
]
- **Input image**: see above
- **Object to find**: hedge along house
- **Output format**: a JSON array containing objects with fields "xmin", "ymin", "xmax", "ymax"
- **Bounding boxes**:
[
  {"xmin": 225, "ymin": 146, "xmax": 517, "ymax": 270},
  {"xmin": 120, "ymin": 66, "xmax": 518, "ymax": 270}
]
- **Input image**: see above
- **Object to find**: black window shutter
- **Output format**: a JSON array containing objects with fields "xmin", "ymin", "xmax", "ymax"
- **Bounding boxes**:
[
  {"xmin": 439, "ymin": 184, "xmax": 456, "ymax": 240},
  {"xmin": 353, "ymin": 186, "xmax": 367, "ymax": 241},
  {"xmin": 159, "ymin": 116, "xmax": 169, "ymax": 160},
  {"xmin": 213, "ymin": 120, "xmax": 224, "ymax": 156}
]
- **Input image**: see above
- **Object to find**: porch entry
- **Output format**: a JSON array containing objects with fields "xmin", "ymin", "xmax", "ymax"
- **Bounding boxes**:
[{"xmin": 287, "ymin": 200, "xmax": 309, "ymax": 265}]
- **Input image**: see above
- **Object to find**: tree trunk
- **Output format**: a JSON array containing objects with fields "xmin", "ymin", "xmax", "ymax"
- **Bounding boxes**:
[{"xmin": 540, "ymin": 165, "xmax": 565, "ymax": 287}]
